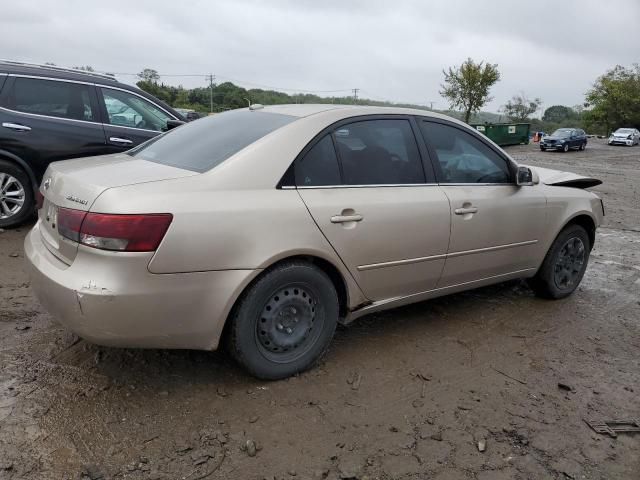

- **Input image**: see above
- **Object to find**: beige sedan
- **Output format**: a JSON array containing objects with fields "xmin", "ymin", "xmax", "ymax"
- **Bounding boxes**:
[{"xmin": 25, "ymin": 105, "xmax": 604, "ymax": 379}]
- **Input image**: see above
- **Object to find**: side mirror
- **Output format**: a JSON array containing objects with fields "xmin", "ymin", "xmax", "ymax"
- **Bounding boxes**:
[
  {"xmin": 164, "ymin": 119, "xmax": 185, "ymax": 131},
  {"xmin": 516, "ymin": 166, "xmax": 534, "ymax": 186}
]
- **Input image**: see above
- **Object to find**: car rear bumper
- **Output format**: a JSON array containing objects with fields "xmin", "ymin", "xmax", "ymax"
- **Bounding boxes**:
[{"xmin": 24, "ymin": 221, "xmax": 257, "ymax": 350}]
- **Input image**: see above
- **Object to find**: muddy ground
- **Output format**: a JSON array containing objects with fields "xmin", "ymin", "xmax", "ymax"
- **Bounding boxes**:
[{"xmin": 1, "ymin": 139, "xmax": 639, "ymax": 479}]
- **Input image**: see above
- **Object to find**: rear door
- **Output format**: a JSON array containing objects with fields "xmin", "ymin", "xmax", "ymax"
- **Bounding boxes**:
[
  {"xmin": 0, "ymin": 75, "xmax": 106, "ymax": 182},
  {"xmin": 97, "ymin": 86, "xmax": 174, "ymax": 152},
  {"xmin": 418, "ymin": 119, "xmax": 546, "ymax": 287},
  {"xmin": 295, "ymin": 116, "xmax": 451, "ymax": 301},
  {"xmin": 570, "ymin": 129, "xmax": 581, "ymax": 148}
]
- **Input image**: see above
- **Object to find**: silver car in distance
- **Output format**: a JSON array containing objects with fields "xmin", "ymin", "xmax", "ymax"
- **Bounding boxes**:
[
  {"xmin": 25, "ymin": 105, "xmax": 604, "ymax": 379},
  {"xmin": 608, "ymin": 128, "xmax": 640, "ymax": 146}
]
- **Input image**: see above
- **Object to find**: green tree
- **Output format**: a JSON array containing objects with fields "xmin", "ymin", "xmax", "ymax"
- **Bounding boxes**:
[
  {"xmin": 542, "ymin": 105, "xmax": 576, "ymax": 123},
  {"xmin": 138, "ymin": 68, "xmax": 160, "ymax": 84},
  {"xmin": 502, "ymin": 93, "xmax": 542, "ymax": 122},
  {"xmin": 584, "ymin": 64, "xmax": 640, "ymax": 134},
  {"xmin": 439, "ymin": 58, "xmax": 500, "ymax": 123}
]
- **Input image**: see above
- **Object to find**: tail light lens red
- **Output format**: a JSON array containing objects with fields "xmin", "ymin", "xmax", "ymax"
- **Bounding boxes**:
[
  {"xmin": 35, "ymin": 191, "xmax": 45, "ymax": 210},
  {"xmin": 57, "ymin": 208, "xmax": 172, "ymax": 252}
]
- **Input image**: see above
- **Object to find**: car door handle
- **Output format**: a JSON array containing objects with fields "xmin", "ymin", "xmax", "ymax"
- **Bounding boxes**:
[
  {"xmin": 454, "ymin": 207, "xmax": 478, "ymax": 215},
  {"xmin": 109, "ymin": 136, "xmax": 133, "ymax": 145},
  {"xmin": 2, "ymin": 122, "xmax": 31, "ymax": 131},
  {"xmin": 331, "ymin": 214, "xmax": 363, "ymax": 223}
]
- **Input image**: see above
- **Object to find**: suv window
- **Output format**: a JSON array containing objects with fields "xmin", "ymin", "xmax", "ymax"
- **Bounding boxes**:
[
  {"xmin": 333, "ymin": 119, "xmax": 424, "ymax": 185},
  {"xmin": 132, "ymin": 109, "xmax": 296, "ymax": 173},
  {"xmin": 100, "ymin": 88, "xmax": 172, "ymax": 132},
  {"xmin": 5, "ymin": 77, "xmax": 96, "ymax": 121},
  {"xmin": 420, "ymin": 121, "xmax": 511, "ymax": 184},
  {"xmin": 295, "ymin": 135, "xmax": 341, "ymax": 187}
]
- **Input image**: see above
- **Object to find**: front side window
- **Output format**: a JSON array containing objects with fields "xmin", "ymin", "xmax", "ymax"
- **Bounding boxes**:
[
  {"xmin": 420, "ymin": 121, "xmax": 511, "ymax": 184},
  {"xmin": 6, "ymin": 77, "xmax": 96, "ymax": 121},
  {"xmin": 333, "ymin": 119, "xmax": 425, "ymax": 185},
  {"xmin": 101, "ymin": 88, "xmax": 171, "ymax": 131},
  {"xmin": 295, "ymin": 135, "xmax": 341, "ymax": 187}
]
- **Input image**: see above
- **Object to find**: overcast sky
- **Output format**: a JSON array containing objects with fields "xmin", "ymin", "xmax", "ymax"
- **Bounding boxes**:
[{"xmin": 3, "ymin": 0, "xmax": 639, "ymax": 113}]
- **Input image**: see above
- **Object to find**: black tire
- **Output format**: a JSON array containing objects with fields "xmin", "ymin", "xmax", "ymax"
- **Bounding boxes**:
[
  {"xmin": 226, "ymin": 261, "xmax": 339, "ymax": 380},
  {"xmin": 528, "ymin": 224, "xmax": 591, "ymax": 299},
  {"xmin": 0, "ymin": 159, "xmax": 34, "ymax": 228},
  {"xmin": 540, "ymin": 147, "xmax": 546, "ymax": 151},
  {"xmin": 562, "ymin": 144, "xmax": 569, "ymax": 152},
  {"xmin": 579, "ymin": 142, "xmax": 586, "ymax": 151}
]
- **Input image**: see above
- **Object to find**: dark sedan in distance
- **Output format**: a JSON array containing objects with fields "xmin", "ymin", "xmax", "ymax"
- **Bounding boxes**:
[{"xmin": 540, "ymin": 128, "xmax": 587, "ymax": 152}]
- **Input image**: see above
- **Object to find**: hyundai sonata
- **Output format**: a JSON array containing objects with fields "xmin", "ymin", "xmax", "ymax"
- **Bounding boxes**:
[{"xmin": 25, "ymin": 105, "xmax": 604, "ymax": 379}]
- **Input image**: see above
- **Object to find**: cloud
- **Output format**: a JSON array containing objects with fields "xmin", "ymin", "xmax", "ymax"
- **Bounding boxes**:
[{"xmin": 2, "ymin": 0, "xmax": 638, "ymax": 112}]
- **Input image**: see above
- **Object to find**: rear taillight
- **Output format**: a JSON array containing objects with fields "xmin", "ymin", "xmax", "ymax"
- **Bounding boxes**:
[
  {"xmin": 57, "ymin": 208, "xmax": 172, "ymax": 252},
  {"xmin": 36, "ymin": 191, "xmax": 45, "ymax": 210},
  {"xmin": 57, "ymin": 208, "xmax": 85, "ymax": 242}
]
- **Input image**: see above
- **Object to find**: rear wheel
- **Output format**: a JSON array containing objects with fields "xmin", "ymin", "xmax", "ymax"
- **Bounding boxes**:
[
  {"xmin": 227, "ymin": 261, "xmax": 339, "ymax": 379},
  {"xmin": 579, "ymin": 142, "xmax": 586, "ymax": 151},
  {"xmin": 528, "ymin": 224, "xmax": 591, "ymax": 299},
  {"xmin": 0, "ymin": 160, "xmax": 33, "ymax": 228}
]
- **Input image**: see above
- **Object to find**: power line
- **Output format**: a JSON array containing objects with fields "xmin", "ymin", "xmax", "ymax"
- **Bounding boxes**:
[{"xmin": 101, "ymin": 70, "xmax": 352, "ymax": 95}]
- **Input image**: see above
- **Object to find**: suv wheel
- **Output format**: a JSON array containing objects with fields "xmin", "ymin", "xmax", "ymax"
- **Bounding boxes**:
[
  {"xmin": 227, "ymin": 261, "xmax": 339, "ymax": 379},
  {"xmin": 0, "ymin": 160, "xmax": 33, "ymax": 228},
  {"xmin": 528, "ymin": 224, "xmax": 591, "ymax": 299},
  {"xmin": 562, "ymin": 144, "xmax": 569, "ymax": 152},
  {"xmin": 579, "ymin": 142, "xmax": 586, "ymax": 151}
]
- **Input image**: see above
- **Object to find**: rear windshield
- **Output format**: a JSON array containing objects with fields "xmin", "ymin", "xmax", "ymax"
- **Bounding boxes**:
[{"xmin": 132, "ymin": 109, "xmax": 296, "ymax": 172}]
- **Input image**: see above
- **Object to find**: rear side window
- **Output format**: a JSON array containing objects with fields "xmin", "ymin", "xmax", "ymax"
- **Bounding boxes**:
[
  {"xmin": 333, "ymin": 119, "xmax": 425, "ymax": 185},
  {"xmin": 295, "ymin": 135, "xmax": 341, "ymax": 187},
  {"xmin": 133, "ymin": 109, "xmax": 296, "ymax": 172},
  {"xmin": 420, "ymin": 121, "xmax": 511, "ymax": 184},
  {"xmin": 4, "ymin": 77, "xmax": 96, "ymax": 121}
]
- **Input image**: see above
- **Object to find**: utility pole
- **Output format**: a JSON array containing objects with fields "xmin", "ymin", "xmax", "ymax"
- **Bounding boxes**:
[
  {"xmin": 352, "ymin": 88, "xmax": 359, "ymax": 104},
  {"xmin": 207, "ymin": 74, "xmax": 216, "ymax": 113},
  {"xmin": 426, "ymin": 101, "xmax": 435, "ymax": 110}
]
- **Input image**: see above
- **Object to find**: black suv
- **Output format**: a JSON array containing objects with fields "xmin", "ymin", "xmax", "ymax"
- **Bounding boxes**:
[
  {"xmin": 540, "ymin": 128, "xmax": 587, "ymax": 152},
  {"xmin": 0, "ymin": 61, "xmax": 184, "ymax": 227}
]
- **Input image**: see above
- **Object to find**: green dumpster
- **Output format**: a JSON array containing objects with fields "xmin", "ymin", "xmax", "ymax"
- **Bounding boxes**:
[{"xmin": 469, "ymin": 123, "xmax": 530, "ymax": 146}]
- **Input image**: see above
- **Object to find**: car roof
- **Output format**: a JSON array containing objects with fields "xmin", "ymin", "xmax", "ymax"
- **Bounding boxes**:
[
  {"xmin": 259, "ymin": 103, "xmax": 463, "ymax": 123},
  {"xmin": 0, "ymin": 60, "xmax": 185, "ymax": 120},
  {"xmin": 0, "ymin": 60, "xmax": 121, "ymax": 86}
]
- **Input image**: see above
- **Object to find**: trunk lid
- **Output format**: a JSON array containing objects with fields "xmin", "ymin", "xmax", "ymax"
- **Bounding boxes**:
[{"xmin": 39, "ymin": 154, "xmax": 197, "ymax": 265}]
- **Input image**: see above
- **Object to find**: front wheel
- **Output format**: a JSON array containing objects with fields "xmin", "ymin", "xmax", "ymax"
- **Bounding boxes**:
[
  {"xmin": 226, "ymin": 261, "xmax": 339, "ymax": 379},
  {"xmin": 528, "ymin": 225, "xmax": 591, "ymax": 299},
  {"xmin": 562, "ymin": 144, "xmax": 569, "ymax": 152}
]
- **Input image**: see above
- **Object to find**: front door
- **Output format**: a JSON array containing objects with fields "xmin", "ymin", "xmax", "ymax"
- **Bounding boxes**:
[
  {"xmin": 295, "ymin": 117, "xmax": 451, "ymax": 301},
  {"xmin": 418, "ymin": 119, "xmax": 547, "ymax": 287},
  {"xmin": 97, "ymin": 86, "xmax": 174, "ymax": 152}
]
